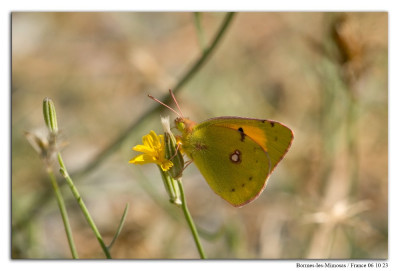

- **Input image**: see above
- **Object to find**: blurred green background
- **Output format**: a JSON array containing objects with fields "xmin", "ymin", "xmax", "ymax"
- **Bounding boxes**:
[{"xmin": 11, "ymin": 12, "xmax": 388, "ymax": 259}]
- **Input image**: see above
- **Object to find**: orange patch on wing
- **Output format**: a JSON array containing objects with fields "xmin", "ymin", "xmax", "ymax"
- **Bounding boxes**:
[{"xmin": 215, "ymin": 123, "xmax": 269, "ymax": 152}]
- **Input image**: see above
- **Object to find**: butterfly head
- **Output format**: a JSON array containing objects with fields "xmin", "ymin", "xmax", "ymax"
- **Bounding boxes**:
[
  {"xmin": 175, "ymin": 117, "xmax": 196, "ymax": 134},
  {"xmin": 148, "ymin": 90, "xmax": 196, "ymax": 135}
]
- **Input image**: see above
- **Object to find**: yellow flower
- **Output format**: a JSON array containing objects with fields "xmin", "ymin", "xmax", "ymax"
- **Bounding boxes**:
[{"xmin": 129, "ymin": 130, "xmax": 173, "ymax": 171}]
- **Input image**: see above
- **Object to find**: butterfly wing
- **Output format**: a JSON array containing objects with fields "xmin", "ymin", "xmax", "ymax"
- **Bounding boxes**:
[{"xmin": 181, "ymin": 117, "xmax": 293, "ymax": 207}]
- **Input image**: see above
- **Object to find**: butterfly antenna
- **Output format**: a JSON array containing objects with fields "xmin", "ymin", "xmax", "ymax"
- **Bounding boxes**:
[
  {"xmin": 169, "ymin": 89, "xmax": 184, "ymax": 118},
  {"xmin": 148, "ymin": 94, "xmax": 181, "ymax": 117}
]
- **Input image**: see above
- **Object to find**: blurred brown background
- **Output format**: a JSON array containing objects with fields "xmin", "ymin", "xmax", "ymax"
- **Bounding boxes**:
[{"xmin": 11, "ymin": 12, "xmax": 388, "ymax": 259}]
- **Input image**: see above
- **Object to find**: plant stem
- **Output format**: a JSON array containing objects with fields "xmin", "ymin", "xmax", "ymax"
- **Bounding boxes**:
[
  {"xmin": 177, "ymin": 179, "xmax": 206, "ymax": 259},
  {"xmin": 193, "ymin": 12, "xmax": 206, "ymax": 53},
  {"xmin": 107, "ymin": 203, "xmax": 129, "ymax": 250},
  {"xmin": 57, "ymin": 153, "xmax": 112, "ymax": 259},
  {"xmin": 46, "ymin": 167, "xmax": 79, "ymax": 259}
]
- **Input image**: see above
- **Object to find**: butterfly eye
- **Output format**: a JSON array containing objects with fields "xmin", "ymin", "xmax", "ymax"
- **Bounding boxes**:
[{"xmin": 176, "ymin": 121, "xmax": 185, "ymax": 132}]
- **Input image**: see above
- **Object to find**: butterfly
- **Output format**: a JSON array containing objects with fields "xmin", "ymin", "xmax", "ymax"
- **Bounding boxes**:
[{"xmin": 150, "ymin": 90, "xmax": 294, "ymax": 207}]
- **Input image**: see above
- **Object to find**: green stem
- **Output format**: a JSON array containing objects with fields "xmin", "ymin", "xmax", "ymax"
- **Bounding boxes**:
[
  {"xmin": 173, "ymin": 12, "xmax": 235, "ymax": 94},
  {"xmin": 57, "ymin": 153, "xmax": 112, "ymax": 259},
  {"xmin": 193, "ymin": 12, "xmax": 206, "ymax": 52},
  {"xmin": 177, "ymin": 179, "xmax": 206, "ymax": 259},
  {"xmin": 46, "ymin": 167, "xmax": 79, "ymax": 259},
  {"xmin": 107, "ymin": 203, "xmax": 129, "ymax": 250}
]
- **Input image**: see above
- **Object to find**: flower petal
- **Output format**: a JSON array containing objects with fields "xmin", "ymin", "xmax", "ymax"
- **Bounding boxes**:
[
  {"xmin": 159, "ymin": 159, "xmax": 174, "ymax": 171},
  {"xmin": 129, "ymin": 153, "xmax": 156, "ymax": 164},
  {"xmin": 158, "ymin": 134, "xmax": 165, "ymax": 148},
  {"xmin": 142, "ymin": 131, "xmax": 158, "ymax": 149},
  {"xmin": 142, "ymin": 134, "xmax": 153, "ymax": 148},
  {"xmin": 133, "ymin": 144, "xmax": 156, "ymax": 155},
  {"xmin": 130, "ymin": 130, "xmax": 173, "ymax": 170}
]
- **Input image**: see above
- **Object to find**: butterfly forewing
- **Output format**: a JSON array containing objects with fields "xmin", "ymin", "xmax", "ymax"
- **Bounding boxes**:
[{"xmin": 197, "ymin": 117, "xmax": 293, "ymax": 172}]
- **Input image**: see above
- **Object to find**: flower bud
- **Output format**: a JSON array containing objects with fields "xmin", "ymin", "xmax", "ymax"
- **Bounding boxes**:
[
  {"xmin": 160, "ymin": 116, "xmax": 184, "ymax": 205},
  {"xmin": 43, "ymin": 97, "xmax": 59, "ymax": 135},
  {"xmin": 164, "ymin": 131, "xmax": 184, "ymax": 179}
]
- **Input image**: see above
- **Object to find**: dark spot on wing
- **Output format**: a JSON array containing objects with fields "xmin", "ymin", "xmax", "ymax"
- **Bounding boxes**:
[
  {"xmin": 238, "ymin": 127, "xmax": 246, "ymax": 142},
  {"xmin": 270, "ymin": 122, "xmax": 275, "ymax": 128},
  {"xmin": 274, "ymin": 136, "xmax": 278, "ymax": 141},
  {"xmin": 231, "ymin": 188, "xmax": 235, "ymax": 192},
  {"xmin": 242, "ymin": 183, "xmax": 245, "ymax": 187},
  {"xmin": 249, "ymin": 176, "xmax": 253, "ymax": 181}
]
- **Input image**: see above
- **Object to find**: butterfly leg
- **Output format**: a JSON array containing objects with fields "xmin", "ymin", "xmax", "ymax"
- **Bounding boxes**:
[
  {"xmin": 172, "ymin": 160, "xmax": 193, "ymax": 178},
  {"xmin": 183, "ymin": 160, "xmax": 193, "ymax": 171},
  {"xmin": 168, "ymin": 144, "xmax": 181, "ymax": 161}
]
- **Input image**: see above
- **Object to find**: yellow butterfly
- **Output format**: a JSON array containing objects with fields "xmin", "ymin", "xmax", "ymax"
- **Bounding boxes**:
[{"xmin": 151, "ymin": 91, "xmax": 294, "ymax": 207}]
